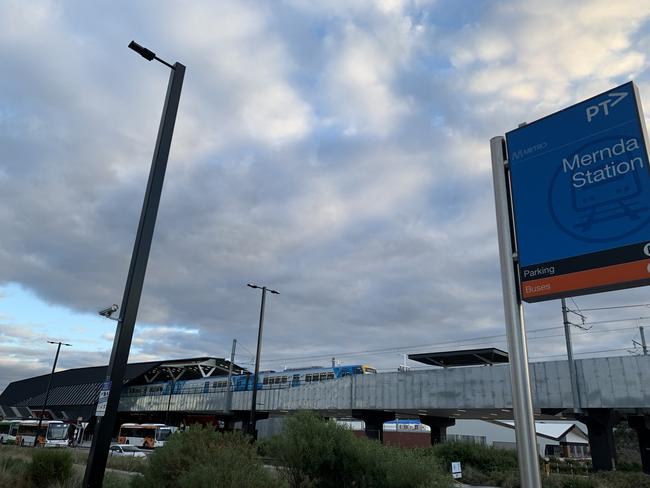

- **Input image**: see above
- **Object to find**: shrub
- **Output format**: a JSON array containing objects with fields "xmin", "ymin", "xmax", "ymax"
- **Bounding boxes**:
[
  {"xmin": 30, "ymin": 448, "xmax": 73, "ymax": 488},
  {"xmin": 430, "ymin": 440, "xmax": 519, "ymax": 473},
  {"xmin": 0, "ymin": 456, "xmax": 30, "ymax": 488},
  {"xmin": 265, "ymin": 411, "xmax": 451, "ymax": 488},
  {"xmin": 131, "ymin": 425, "xmax": 282, "ymax": 488},
  {"xmin": 594, "ymin": 471, "xmax": 650, "ymax": 488}
]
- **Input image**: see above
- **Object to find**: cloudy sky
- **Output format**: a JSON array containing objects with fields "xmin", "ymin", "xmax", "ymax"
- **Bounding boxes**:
[{"xmin": 1, "ymin": 0, "xmax": 650, "ymax": 391}]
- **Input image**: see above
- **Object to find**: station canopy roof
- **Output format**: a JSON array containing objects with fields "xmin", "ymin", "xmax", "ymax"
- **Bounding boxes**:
[
  {"xmin": 408, "ymin": 348, "xmax": 509, "ymax": 368},
  {"xmin": 0, "ymin": 357, "xmax": 246, "ymax": 420}
]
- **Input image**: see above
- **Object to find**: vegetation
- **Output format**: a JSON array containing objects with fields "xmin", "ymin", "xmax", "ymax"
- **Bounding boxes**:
[
  {"xmin": 0, "ymin": 446, "xmax": 132, "ymax": 487},
  {"xmin": 131, "ymin": 425, "xmax": 283, "ymax": 488},
  {"xmin": 30, "ymin": 449, "xmax": 73, "ymax": 487},
  {"xmin": 262, "ymin": 411, "xmax": 452, "ymax": 488},
  {"xmin": 1, "ymin": 417, "xmax": 650, "ymax": 488}
]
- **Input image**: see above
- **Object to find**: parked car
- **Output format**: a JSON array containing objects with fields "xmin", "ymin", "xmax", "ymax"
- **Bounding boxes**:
[{"xmin": 109, "ymin": 444, "xmax": 147, "ymax": 458}]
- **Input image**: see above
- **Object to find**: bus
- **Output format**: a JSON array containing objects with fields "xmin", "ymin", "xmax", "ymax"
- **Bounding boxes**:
[
  {"xmin": 0, "ymin": 420, "xmax": 19, "ymax": 444},
  {"xmin": 14, "ymin": 420, "xmax": 72, "ymax": 447},
  {"xmin": 118, "ymin": 423, "xmax": 176, "ymax": 449}
]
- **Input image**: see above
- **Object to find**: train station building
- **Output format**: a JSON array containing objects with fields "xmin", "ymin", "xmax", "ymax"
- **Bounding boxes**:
[{"xmin": 0, "ymin": 357, "xmax": 245, "ymax": 435}]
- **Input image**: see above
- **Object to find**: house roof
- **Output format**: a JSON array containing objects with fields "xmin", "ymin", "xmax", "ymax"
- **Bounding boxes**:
[{"xmin": 494, "ymin": 420, "xmax": 587, "ymax": 441}]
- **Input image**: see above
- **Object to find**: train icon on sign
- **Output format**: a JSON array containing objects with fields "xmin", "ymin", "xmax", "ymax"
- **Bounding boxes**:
[{"xmin": 549, "ymin": 135, "xmax": 650, "ymax": 242}]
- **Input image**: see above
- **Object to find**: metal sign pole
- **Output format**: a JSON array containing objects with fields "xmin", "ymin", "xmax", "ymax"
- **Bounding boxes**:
[
  {"xmin": 82, "ymin": 60, "xmax": 184, "ymax": 488},
  {"xmin": 490, "ymin": 136, "xmax": 541, "ymax": 488}
]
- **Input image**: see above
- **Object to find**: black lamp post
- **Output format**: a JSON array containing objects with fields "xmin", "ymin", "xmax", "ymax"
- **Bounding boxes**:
[
  {"xmin": 246, "ymin": 283, "xmax": 279, "ymax": 439},
  {"xmin": 34, "ymin": 341, "xmax": 71, "ymax": 446},
  {"xmin": 82, "ymin": 41, "xmax": 185, "ymax": 488}
]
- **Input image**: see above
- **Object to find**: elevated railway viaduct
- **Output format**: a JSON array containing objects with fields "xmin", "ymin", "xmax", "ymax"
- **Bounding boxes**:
[{"xmin": 120, "ymin": 355, "xmax": 650, "ymax": 472}]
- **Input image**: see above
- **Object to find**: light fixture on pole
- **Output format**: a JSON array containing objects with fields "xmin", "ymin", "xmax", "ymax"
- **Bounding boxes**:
[
  {"xmin": 83, "ymin": 41, "xmax": 185, "ymax": 488},
  {"xmin": 34, "ymin": 341, "xmax": 72, "ymax": 446},
  {"xmin": 246, "ymin": 283, "xmax": 279, "ymax": 439}
]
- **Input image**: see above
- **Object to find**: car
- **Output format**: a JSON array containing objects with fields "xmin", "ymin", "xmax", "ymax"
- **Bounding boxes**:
[{"xmin": 109, "ymin": 444, "xmax": 147, "ymax": 458}]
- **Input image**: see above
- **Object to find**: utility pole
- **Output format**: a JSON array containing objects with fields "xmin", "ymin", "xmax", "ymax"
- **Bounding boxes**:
[
  {"xmin": 225, "ymin": 339, "xmax": 237, "ymax": 413},
  {"xmin": 561, "ymin": 298, "xmax": 582, "ymax": 413},
  {"xmin": 35, "ymin": 341, "xmax": 72, "ymax": 446},
  {"xmin": 633, "ymin": 324, "xmax": 648, "ymax": 356},
  {"xmin": 640, "ymin": 326, "xmax": 648, "ymax": 356}
]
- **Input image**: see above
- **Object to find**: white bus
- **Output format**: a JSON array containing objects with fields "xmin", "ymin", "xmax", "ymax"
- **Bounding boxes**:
[
  {"xmin": 14, "ymin": 420, "xmax": 72, "ymax": 447},
  {"xmin": 118, "ymin": 423, "xmax": 176, "ymax": 449},
  {"xmin": 0, "ymin": 420, "xmax": 19, "ymax": 444}
]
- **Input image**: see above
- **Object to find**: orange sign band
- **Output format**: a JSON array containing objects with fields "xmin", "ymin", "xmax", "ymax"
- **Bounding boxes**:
[{"xmin": 522, "ymin": 258, "xmax": 650, "ymax": 300}]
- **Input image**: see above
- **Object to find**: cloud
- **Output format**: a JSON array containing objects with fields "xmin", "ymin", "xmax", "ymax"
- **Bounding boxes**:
[{"xmin": 0, "ymin": 0, "xmax": 649, "ymax": 391}]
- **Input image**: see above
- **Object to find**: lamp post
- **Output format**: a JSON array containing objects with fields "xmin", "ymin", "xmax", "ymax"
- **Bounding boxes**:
[
  {"xmin": 34, "ymin": 341, "xmax": 72, "ymax": 446},
  {"xmin": 83, "ymin": 41, "xmax": 185, "ymax": 488},
  {"xmin": 246, "ymin": 283, "xmax": 279, "ymax": 439}
]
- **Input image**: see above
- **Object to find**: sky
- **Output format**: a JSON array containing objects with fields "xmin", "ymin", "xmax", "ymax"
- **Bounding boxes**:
[{"xmin": 1, "ymin": 0, "xmax": 650, "ymax": 391}]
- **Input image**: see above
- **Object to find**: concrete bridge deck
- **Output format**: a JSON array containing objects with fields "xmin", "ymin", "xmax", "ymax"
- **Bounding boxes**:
[{"xmin": 119, "ymin": 355, "xmax": 650, "ymax": 417}]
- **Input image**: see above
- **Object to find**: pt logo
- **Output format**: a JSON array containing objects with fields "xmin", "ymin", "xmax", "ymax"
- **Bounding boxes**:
[
  {"xmin": 586, "ymin": 91, "xmax": 628, "ymax": 122},
  {"xmin": 548, "ymin": 135, "xmax": 650, "ymax": 243}
]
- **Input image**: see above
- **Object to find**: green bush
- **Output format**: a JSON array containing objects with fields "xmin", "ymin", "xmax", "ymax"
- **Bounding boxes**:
[
  {"xmin": 30, "ymin": 449, "xmax": 73, "ymax": 488},
  {"xmin": 594, "ymin": 471, "xmax": 650, "ymax": 488},
  {"xmin": 131, "ymin": 425, "xmax": 282, "ymax": 488},
  {"xmin": 430, "ymin": 441, "xmax": 519, "ymax": 473},
  {"xmin": 0, "ymin": 456, "xmax": 30, "ymax": 487},
  {"xmin": 265, "ymin": 411, "xmax": 451, "ymax": 488}
]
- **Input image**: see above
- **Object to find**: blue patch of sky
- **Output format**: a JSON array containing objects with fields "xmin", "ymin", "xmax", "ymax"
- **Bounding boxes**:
[{"xmin": 0, "ymin": 282, "xmax": 115, "ymax": 350}]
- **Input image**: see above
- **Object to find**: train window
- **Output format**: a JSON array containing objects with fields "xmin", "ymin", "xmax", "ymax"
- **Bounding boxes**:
[
  {"xmin": 354, "ymin": 367, "xmax": 363, "ymax": 374},
  {"xmin": 319, "ymin": 373, "xmax": 327, "ymax": 381},
  {"xmin": 282, "ymin": 376, "xmax": 288, "ymax": 383},
  {"xmin": 263, "ymin": 377, "xmax": 269, "ymax": 385},
  {"xmin": 327, "ymin": 372, "xmax": 334, "ymax": 380},
  {"xmin": 305, "ymin": 375, "xmax": 312, "ymax": 382}
]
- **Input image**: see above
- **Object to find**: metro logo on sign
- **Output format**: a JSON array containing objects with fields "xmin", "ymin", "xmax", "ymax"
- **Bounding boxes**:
[{"xmin": 506, "ymin": 81, "xmax": 650, "ymax": 302}]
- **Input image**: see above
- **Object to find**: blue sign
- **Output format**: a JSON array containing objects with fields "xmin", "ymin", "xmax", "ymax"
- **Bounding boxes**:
[
  {"xmin": 95, "ymin": 380, "xmax": 111, "ymax": 417},
  {"xmin": 506, "ymin": 81, "xmax": 650, "ymax": 301}
]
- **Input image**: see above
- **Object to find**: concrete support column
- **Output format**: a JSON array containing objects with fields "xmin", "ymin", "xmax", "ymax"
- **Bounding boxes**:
[
  {"xmin": 419, "ymin": 415, "xmax": 456, "ymax": 445},
  {"xmin": 628, "ymin": 415, "xmax": 650, "ymax": 474},
  {"xmin": 579, "ymin": 409, "xmax": 617, "ymax": 472},
  {"xmin": 352, "ymin": 410, "xmax": 395, "ymax": 443}
]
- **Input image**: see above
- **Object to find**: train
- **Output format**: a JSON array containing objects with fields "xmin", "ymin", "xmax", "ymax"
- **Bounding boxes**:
[{"xmin": 123, "ymin": 364, "xmax": 377, "ymax": 397}]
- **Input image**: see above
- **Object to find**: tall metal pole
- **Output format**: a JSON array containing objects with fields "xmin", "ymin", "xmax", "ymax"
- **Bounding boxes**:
[
  {"xmin": 249, "ymin": 287, "xmax": 267, "ymax": 439},
  {"xmin": 640, "ymin": 326, "xmax": 648, "ymax": 356},
  {"xmin": 226, "ymin": 339, "xmax": 237, "ymax": 413},
  {"xmin": 561, "ymin": 299, "xmax": 582, "ymax": 413},
  {"xmin": 35, "ymin": 341, "xmax": 71, "ymax": 446},
  {"xmin": 83, "ymin": 46, "xmax": 184, "ymax": 488},
  {"xmin": 490, "ymin": 136, "xmax": 542, "ymax": 488}
]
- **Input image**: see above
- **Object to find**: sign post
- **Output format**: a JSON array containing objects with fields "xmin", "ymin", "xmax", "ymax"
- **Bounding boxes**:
[
  {"xmin": 95, "ymin": 381, "xmax": 111, "ymax": 417},
  {"xmin": 490, "ymin": 136, "xmax": 542, "ymax": 488},
  {"xmin": 451, "ymin": 461, "xmax": 462, "ymax": 479},
  {"xmin": 491, "ymin": 80, "xmax": 650, "ymax": 488}
]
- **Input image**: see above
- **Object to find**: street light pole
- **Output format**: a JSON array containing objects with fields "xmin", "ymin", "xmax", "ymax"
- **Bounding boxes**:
[
  {"xmin": 246, "ymin": 283, "xmax": 279, "ymax": 439},
  {"xmin": 34, "ymin": 341, "xmax": 71, "ymax": 446},
  {"xmin": 83, "ymin": 41, "xmax": 184, "ymax": 488}
]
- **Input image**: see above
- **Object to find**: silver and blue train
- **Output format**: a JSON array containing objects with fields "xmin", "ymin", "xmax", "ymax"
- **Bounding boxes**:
[{"xmin": 124, "ymin": 364, "xmax": 377, "ymax": 397}]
